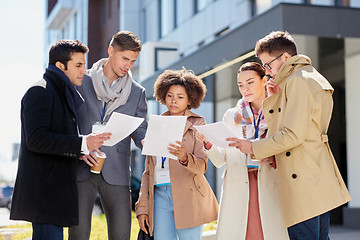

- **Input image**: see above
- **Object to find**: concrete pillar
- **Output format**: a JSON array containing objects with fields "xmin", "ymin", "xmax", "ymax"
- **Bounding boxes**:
[{"xmin": 292, "ymin": 35, "xmax": 319, "ymax": 69}]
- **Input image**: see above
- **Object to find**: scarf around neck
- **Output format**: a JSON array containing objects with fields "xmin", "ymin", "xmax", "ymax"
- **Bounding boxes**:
[
  {"xmin": 45, "ymin": 64, "xmax": 84, "ymax": 115},
  {"xmin": 88, "ymin": 58, "xmax": 133, "ymax": 119},
  {"xmin": 233, "ymin": 98, "xmax": 267, "ymax": 140}
]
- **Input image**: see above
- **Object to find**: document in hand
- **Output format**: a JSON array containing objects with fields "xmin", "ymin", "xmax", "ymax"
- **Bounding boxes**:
[
  {"xmin": 194, "ymin": 121, "xmax": 239, "ymax": 148},
  {"xmin": 141, "ymin": 115, "xmax": 187, "ymax": 159},
  {"xmin": 103, "ymin": 112, "xmax": 144, "ymax": 146}
]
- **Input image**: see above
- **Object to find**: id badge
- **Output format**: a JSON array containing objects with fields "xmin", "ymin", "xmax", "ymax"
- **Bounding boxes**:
[
  {"xmin": 92, "ymin": 121, "xmax": 107, "ymax": 133},
  {"xmin": 247, "ymin": 154, "xmax": 260, "ymax": 168},
  {"xmin": 155, "ymin": 169, "xmax": 171, "ymax": 186}
]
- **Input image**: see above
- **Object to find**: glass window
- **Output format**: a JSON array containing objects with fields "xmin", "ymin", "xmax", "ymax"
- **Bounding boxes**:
[
  {"xmin": 74, "ymin": 12, "xmax": 77, "ymax": 39},
  {"xmin": 195, "ymin": 0, "xmax": 211, "ymax": 13},
  {"xmin": 309, "ymin": 0, "xmax": 333, "ymax": 5},
  {"xmin": 141, "ymin": 8, "xmax": 147, "ymax": 42},
  {"xmin": 160, "ymin": 0, "xmax": 175, "ymax": 38},
  {"xmin": 176, "ymin": 0, "xmax": 193, "ymax": 25}
]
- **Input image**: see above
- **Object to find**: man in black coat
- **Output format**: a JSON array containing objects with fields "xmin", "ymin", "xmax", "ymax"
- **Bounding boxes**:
[{"xmin": 10, "ymin": 40, "xmax": 111, "ymax": 240}]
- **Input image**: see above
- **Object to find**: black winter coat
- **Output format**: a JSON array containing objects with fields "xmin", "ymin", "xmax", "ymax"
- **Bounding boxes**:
[{"xmin": 10, "ymin": 67, "xmax": 83, "ymax": 226}]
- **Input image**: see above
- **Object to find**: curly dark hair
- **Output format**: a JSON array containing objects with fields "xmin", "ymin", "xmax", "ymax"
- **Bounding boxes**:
[{"xmin": 153, "ymin": 67, "xmax": 207, "ymax": 109}]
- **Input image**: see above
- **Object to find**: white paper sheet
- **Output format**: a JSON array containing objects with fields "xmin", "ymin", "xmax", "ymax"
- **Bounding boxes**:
[
  {"xmin": 102, "ymin": 112, "xmax": 144, "ymax": 146},
  {"xmin": 194, "ymin": 121, "xmax": 239, "ymax": 148},
  {"xmin": 141, "ymin": 115, "xmax": 187, "ymax": 159}
]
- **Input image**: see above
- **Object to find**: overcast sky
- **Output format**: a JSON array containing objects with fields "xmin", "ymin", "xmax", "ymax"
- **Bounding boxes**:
[{"xmin": 0, "ymin": 0, "xmax": 45, "ymax": 162}]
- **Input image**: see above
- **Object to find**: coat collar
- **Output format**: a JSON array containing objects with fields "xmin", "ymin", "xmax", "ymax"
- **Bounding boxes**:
[
  {"xmin": 162, "ymin": 109, "xmax": 202, "ymax": 134},
  {"xmin": 274, "ymin": 55, "xmax": 311, "ymax": 86}
]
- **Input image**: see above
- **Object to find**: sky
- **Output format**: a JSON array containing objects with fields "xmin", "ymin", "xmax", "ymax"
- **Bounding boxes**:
[{"xmin": 0, "ymin": 0, "xmax": 45, "ymax": 162}]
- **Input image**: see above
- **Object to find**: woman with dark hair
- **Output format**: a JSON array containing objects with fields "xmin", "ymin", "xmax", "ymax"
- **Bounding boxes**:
[
  {"xmin": 197, "ymin": 62, "xmax": 289, "ymax": 240},
  {"xmin": 136, "ymin": 68, "xmax": 218, "ymax": 240}
]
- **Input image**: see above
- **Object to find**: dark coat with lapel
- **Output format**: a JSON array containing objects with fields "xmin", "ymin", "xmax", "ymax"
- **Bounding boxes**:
[{"xmin": 10, "ymin": 67, "xmax": 82, "ymax": 226}]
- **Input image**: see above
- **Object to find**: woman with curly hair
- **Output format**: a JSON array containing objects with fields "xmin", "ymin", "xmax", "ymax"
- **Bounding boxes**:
[{"xmin": 136, "ymin": 68, "xmax": 218, "ymax": 240}]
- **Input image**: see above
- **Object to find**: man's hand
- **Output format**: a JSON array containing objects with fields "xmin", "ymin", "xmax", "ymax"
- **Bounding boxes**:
[
  {"xmin": 266, "ymin": 78, "xmax": 281, "ymax": 97},
  {"xmin": 80, "ymin": 150, "xmax": 101, "ymax": 167},
  {"xmin": 226, "ymin": 138, "xmax": 253, "ymax": 154},
  {"xmin": 86, "ymin": 132, "xmax": 111, "ymax": 151}
]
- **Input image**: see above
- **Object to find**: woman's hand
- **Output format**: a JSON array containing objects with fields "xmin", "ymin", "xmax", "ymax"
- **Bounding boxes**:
[
  {"xmin": 196, "ymin": 132, "xmax": 213, "ymax": 150},
  {"xmin": 196, "ymin": 132, "xmax": 207, "ymax": 143},
  {"xmin": 168, "ymin": 141, "xmax": 188, "ymax": 166},
  {"xmin": 137, "ymin": 214, "xmax": 149, "ymax": 234}
]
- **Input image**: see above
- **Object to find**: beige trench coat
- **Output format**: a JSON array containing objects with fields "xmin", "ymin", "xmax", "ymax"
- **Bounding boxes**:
[
  {"xmin": 252, "ymin": 55, "xmax": 351, "ymax": 227},
  {"xmin": 135, "ymin": 110, "xmax": 218, "ymax": 236},
  {"xmin": 206, "ymin": 108, "xmax": 289, "ymax": 240}
]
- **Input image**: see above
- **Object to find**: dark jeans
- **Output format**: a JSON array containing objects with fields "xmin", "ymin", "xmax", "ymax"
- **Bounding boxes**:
[
  {"xmin": 288, "ymin": 211, "xmax": 331, "ymax": 240},
  {"xmin": 68, "ymin": 173, "xmax": 131, "ymax": 240},
  {"xmin": 32, "ymin": 223, "xmax": 63, "ymax": 240}
]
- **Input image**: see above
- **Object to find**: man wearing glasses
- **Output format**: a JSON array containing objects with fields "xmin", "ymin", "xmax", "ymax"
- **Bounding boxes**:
[{"xmin": 231, "ymin": 31, "xmax": 350, "ymax": 239}]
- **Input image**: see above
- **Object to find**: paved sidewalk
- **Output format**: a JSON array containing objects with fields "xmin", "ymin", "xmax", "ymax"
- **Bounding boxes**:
[{"xmin": 329, "ymin": 225, "xmax": 360, "ymax": 240}]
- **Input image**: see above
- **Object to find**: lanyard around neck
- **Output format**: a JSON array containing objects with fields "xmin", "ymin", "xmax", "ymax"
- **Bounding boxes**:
[
  {"xmin": 101, "ymin": 102, "xmax": 107, "ymax": 122},
  {"xmin": 161, "ymin": 157, "xmax": 166, "ymax": 168},
  {"xmin": 249, "ymin": 103, "xmax": 262, "ymax": 139}
]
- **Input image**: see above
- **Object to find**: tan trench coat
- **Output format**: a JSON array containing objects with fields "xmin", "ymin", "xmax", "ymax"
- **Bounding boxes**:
[
  {"xmin": 252, "ymin": 55, "xmax": 351, "ymax": 227},
  {"xmin": 135, "ymin": 110, "xmax": 218, "ymax": 236}
]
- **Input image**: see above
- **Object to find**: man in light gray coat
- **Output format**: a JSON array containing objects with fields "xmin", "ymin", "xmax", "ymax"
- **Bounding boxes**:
[{"xmin": 68, "ymin": 31, "xmax": 147, "ymax": 240}]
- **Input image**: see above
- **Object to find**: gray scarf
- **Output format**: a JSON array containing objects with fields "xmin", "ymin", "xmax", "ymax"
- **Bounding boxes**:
[{"xmin": 88, "ymin": 58, "xmax": 132, "ymax": 119}]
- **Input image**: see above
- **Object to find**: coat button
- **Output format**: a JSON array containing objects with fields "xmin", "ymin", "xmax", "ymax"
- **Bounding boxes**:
[
  {"xmin": 292, "ymin": 174, "xmax": 297, "ymax": 179},
  {"xmin": 278, "ymin": 108, "xmax": 281, "ymax": 112},
  {"xmin": 71, "ymin": 117, "xmax": 76, "ymax": 122},
  {"xmin": 269, "ymin": 109, "xmax": 274, "ymax": 114},
  {"xmin": 286, "ymin": 151, "xmax": 291, "ymax": 157}
]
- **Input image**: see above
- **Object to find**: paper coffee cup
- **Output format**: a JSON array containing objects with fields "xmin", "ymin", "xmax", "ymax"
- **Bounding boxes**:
[{"xmin": 90, "ymin": 151, "xmax": 106, "ymax": 174}]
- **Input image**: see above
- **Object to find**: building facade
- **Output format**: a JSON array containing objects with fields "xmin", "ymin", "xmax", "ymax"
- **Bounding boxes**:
[{"xmin": 45, "ymin": 0, "xmax": 360, "ymax": 227}]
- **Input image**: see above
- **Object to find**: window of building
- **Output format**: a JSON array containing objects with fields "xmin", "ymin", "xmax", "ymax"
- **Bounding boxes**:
[
  {"xmin": 159, "ymin": 0, "xmax": 175, "ymax": 38},
  {"xmin": 141, "ymin": 8, "xmax": 147, "ymax": 42},
  {"xmin": 255, "ymin": 0, "xmax": 271, "ymax": 14},
  {"xmin": 176, "ymin": 0, "xmax": 193, "ymax": 25},
  {"xmin": 74, "ymin": 12, "xmax": 77, "ymax": 39},
  {"xmin": 194, "ymin": 0, "xmax": 211, "ymax": 14},
  {"xmin": 304, "ymin": 0, "xmax": 333, "ymax": 5}
]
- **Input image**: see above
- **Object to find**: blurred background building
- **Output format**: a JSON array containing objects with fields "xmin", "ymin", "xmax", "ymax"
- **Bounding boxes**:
[{"xmin": 44, "ymin": 0, "xmax": 360, "ymax": 228}]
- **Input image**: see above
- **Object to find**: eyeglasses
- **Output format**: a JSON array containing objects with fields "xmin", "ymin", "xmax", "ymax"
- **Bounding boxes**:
[{"xmin": 262, "ymin": 53, "xmax": 283, "ymax": 71}]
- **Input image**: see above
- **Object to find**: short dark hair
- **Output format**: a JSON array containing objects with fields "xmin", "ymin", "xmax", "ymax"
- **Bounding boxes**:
[
  {"xmin": 110, "ymin": 31, "xmax": 142, "ymax": 52},
  {"xmin": 49, "ymin": 40, "xmax": 89, "ymax": 69},
  {"xmin": 238, "ymin": 62, "xmax": 265, "ymax": 79},
  {"xmin": 153, "ymin": 67, "xmax": 207, "ymax": 109},
  {"xmin": 255, "ymin": 31, "xmax": 297, "ymax": 57}
]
